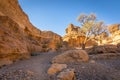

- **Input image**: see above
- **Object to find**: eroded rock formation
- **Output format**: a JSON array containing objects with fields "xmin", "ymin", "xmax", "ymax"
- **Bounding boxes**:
[
  {"xmin": 63, "ymin": 24, "xmax": 81, "ymax": 42},
  {"xmin": 63, "ymin": 24, "xmax": 97, "ymax": 48},
  {"xmin": 63, "ymin": 23, "xmax": 120, "ymax": 47},
  {"xmin": 108, "ymin": 24, "xmax": 120, "ymax": 34},
  {"xmin": 102, "ymin": 24, "xmax": 120, "ymax": 45},
  {"xmin": 0, "ymin": 0, "xmax": 62, "ymax": 66},
  {"xmin": 108, "ymin": 24, "xmax": 120, "ymax": 44}
]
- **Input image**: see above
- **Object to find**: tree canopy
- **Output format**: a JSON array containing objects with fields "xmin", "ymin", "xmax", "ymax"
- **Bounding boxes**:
[{"xmin": 77, "ymin": 13, "xmax": 107, "ymax": 49}]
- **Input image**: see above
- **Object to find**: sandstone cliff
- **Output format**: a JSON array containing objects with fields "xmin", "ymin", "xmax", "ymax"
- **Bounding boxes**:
[
  {"xmin": 108, "ymin": 24, "xmax": 120, "ymax": 34},
  {"xmin": 105, "ymin": 24, "xmax": 120, "ymax": 44},
  {"xmin": 98, "ymin": 24, "xmax": 120, "ymax": 45},
  {"xmin": 63, "ymin": 24, "xmax": 97, "ymax": 48},
  {"xmin": 0, "ymin": 0, "xmax": 62, "ymax": 66},
  {"xmin": 63, "ymin": 23, "xmax": 120, "ymax": 48},
  {"xmin": 63, "ymin": 24, "xmax": 82, "ymax": 42}
]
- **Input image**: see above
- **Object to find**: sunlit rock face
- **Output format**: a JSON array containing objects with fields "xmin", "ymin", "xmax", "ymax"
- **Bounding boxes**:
[
  {"xmin": 63, "ymin": 24, "xmax": 83, "ymax": 42},
  {"xmin": 109, "ymin": 24, "xmax": 120, "ymax": 44},
  {"xmin": 0, "ymin": 0, "xmax": 62, "ymax": 65},
  {"xmin": 63, "ymin": 23, "xmax": 120, "ymax": 47},
  {"xmin": 0, "ymin": 16, "xmax": 30, "ymax": 62},
  {"xmin": 108, "ymin": 24, "xmax": 120, "ymax": 34},
  {"xmin": 63, "ymin": 24, "xmax": 97, "ymax": 48},
  {"xmin": 66, "ymin": 24, "xmax": 81, "ymax": 35},
  {"xmin": 102, "ymin": 24, "xmax": 120, "ymax": 45},
  {"xmin": 96, "ymin": 32, "xmax": 108, "ymax": 45},
  {"xmin": 41, "ymin": 31, "xmax": 62, "ymax": 51},
  {"xmin": 0, "ymin": 0, "xmax": 30, "ymax": 29}
]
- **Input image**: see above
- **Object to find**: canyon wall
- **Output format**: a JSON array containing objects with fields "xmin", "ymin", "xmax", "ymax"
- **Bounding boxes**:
[
  {"xmin": 97, "ymin": 24, "xmax": 120, "ymax": 45},
  {"xmin": 0, "ymin": 0, "xmax": 62, "ymax": 66},
  {"xmin": 63, "ymin": 24, "xmax": 97, "ymax": 48},
  {"xmin": 63, "ymin": 24, "xmax": 120, "ymax": 48},
  {"xmin": 103, "ymin": 24, "xmax": 120, "ymax": 45}
]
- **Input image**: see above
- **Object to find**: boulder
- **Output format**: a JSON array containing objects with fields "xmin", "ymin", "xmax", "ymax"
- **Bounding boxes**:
[
  {"xmin": 47, "ymin": 63, "xmax": 67, "ymax": 75},
  {"xmin": 52, "ymin": 50, "xmax": 89, "ymax": 63},
  {"xmin": 57, "ymin": 69, "xmax": 75, "ymax": 80}
]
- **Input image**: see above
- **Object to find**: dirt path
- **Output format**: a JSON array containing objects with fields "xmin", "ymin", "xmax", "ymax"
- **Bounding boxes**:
[
  {"xmin": 0, "ymin": 52, "xmax": 58, "ymax": 80},
  {"xmin": 0, "ymin": 52, "xmax": 120, "ymax": 80}
]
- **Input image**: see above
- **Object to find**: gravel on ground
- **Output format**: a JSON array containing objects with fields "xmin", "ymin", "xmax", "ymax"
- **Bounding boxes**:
[{"xmin": 0, "ymin": 52, "xmax": 120, "ymax": 80}]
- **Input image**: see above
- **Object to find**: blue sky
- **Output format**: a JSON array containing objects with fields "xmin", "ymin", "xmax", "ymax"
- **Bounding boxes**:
[{"xmin": 18, "ymin": 0, "xmax": 120, "ymax": 36}]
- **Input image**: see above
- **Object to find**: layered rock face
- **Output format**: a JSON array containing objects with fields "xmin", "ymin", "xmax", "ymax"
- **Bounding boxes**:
[
  {"xmin": 40, "ymin": 31, "xmax": 62, "ymax": 51},
  {"xmin": 102, "ymin": 24, "xmax": 120, "ymax": 45},
  {"xmin": 0, "ymin": 16, "xmax": 30, "ymax": 60},
  {"xmin": 108, "ymin": 24, "xmax": 120, "ymax": 34},
  {"xmin": 108, "ymin": 24, "xmax": 120, "ymax": 44},
  {"xmin": 63, "ymin": 24, "xmax": 81, "ymax": 42},
  {"xmin": 63, "ymin": 24, "xmax": 97, "ymax": 48},
  {"xmin": 63, "ymin": 23, "xmax": 120, "ymax": 48},
  {"xmin": 96, "ymin": 32, "xmax": 108, "ymax": 45},
  {"xmin": 0, "ymin": 0, "xmax": 62, "ymax": 65}
]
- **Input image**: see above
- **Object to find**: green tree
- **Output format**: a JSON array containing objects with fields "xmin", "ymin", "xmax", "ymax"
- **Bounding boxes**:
[{"xmin": 77, "ymin": 13, "xmax": 106, "ymax": 49}]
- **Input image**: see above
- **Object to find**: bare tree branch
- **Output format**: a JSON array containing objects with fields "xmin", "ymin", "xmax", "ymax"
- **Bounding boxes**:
[{"xmin": 77, "ymin": 13, "xmax": 107, "ymax": 49}]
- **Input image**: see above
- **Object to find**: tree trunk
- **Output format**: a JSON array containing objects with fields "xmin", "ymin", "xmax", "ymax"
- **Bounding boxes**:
[{"xmin": 81, "ymin": 43, "xmax": 86, "ymax": 50}]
